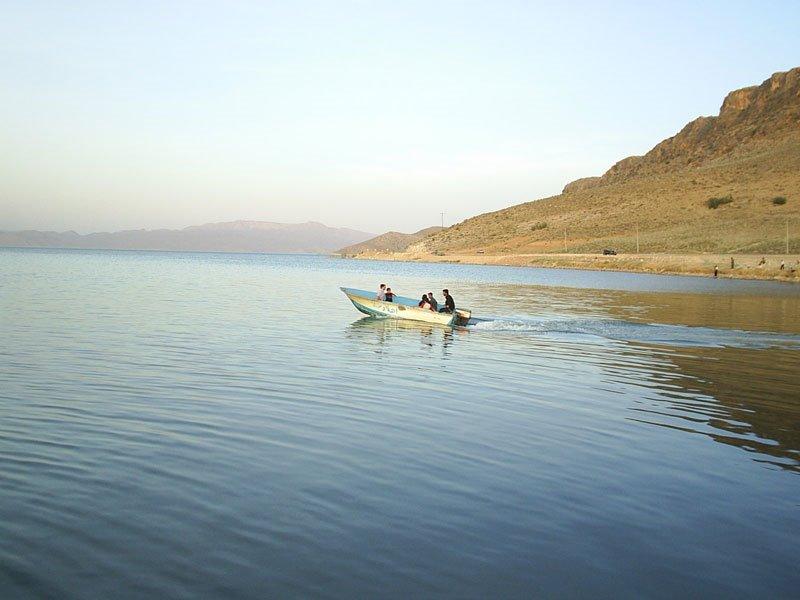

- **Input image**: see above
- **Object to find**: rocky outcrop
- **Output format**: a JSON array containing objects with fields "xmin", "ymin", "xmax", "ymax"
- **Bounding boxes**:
[
  {"xmin": 601, "ymin": 155, "xmax": 645, "ymax": 182},
  {"xmin": 720, "ymin": 85, "xmax": 760, "ymax": 113},
  {"xmin": 597, "ymin": 67, "xmax": 800, "ymax": 183},
  {"xmin": 563, "ymin": 176, "xmax": 602, "ymax": 193}
]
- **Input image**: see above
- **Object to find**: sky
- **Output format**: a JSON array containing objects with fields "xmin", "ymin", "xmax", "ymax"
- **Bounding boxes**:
[{"xmin": 1, "ymin": 1, "xmax": 799, "ymax": 235}]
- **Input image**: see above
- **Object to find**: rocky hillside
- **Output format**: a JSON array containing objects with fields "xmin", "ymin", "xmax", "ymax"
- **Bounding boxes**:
[
  {"xmin": 337, "ymin": 226, "xmax": 443, "ymax": 256},
  {"xmin": 0, "ymin": 221, "xmax": 374, "ymax": 254},
  {"xmin": 410, "ymin": 67, "xmax": 800, "ymax": 255}
]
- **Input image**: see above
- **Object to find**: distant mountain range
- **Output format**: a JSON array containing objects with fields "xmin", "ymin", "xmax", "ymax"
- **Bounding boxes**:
[
  {"xmin": 0, "ymin": 220, "xmax": 374, "ymax": 254},
  {"xmin": 336, "ymin": 226, "xmax": 443, "ymax": 256}
]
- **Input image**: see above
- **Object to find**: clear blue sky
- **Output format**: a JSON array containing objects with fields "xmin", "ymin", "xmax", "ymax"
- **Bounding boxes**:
[{"xmin": 2, "ymin": 1, "xmax": 799, "ymax": 234}]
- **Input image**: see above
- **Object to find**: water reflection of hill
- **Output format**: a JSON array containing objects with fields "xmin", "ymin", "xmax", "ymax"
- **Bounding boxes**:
[
  {"xmin": 608, "ymin": 292, "xmax": 800, "ymax": 335},
  {"xmin": 343, "ymin": 286, "xmax": 800, "ymax": 472},
  {"xmin": 470, "ymin": 283, "xmax": 800, "ymax": 335},
  {"xmin": 582, "ymin": 286, "xmax": 799, "ymax": 470},
  {"xmin": 630, "ymin": 345, "xmax": 800, "ymax": 472}
]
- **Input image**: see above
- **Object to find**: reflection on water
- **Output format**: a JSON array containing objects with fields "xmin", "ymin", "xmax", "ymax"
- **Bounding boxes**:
[
  {"xmin": 347, "ymin": 289, "xmax": 800, "ymax": 473},
  {"xmin": 468, "ymin": 282, "xmax": 800, "ymax": 334},
  {"xmin": 347, "ymin": 317, "xmax": 458, "ymax": 354},
  {"xmin": 630, "ymin": 346, "xmax": 800, "ymax": 472},
  {"xmin": 457, "ymin": 283, "xmax": 800, "ymax": 473},
  {"xmin": 1, "ymin": 249, "xmax": 799, "ymax": 598}
]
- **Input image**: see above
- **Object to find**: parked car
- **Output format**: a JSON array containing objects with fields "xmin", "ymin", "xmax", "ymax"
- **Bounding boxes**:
[{"xmin": 602, "ymin": 248, "xmax": 617, "ymax": 255}]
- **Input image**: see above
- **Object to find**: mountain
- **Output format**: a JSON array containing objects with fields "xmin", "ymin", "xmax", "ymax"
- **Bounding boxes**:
[
  {"xmin": 408, "ymin": 67, "xmax": 800, "ymax": 255},
  {"xmin": 0, "ymin": 220, "xmax": 374, "ymax": 254},
  {"xmin": 337, "ymin": 226, "xmax": 443, "ymax": 256}
]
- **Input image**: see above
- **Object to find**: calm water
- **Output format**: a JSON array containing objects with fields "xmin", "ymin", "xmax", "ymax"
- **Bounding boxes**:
[{"xmin": 2, "ymin": 248, "xmax": 799, "ymax": 598}]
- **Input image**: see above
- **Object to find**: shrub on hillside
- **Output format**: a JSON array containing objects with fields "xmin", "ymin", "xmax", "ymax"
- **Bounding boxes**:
[
  {"xmin": 706, "ymin": 195, "xmax": 733, "ymax": 209},
  {"xmin": 772, "ymin": 196, "xmax": 787, "ymax": 205},
  {"xmin": 530, "ymin": 222, "xmax": 548, "ymax": 231}
]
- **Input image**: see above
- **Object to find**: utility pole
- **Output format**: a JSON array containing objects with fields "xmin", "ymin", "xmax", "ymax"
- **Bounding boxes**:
[
  {"xmin": 636, "ymin": 225, "xmax": 640, "ymax": 254},
  {"xmin": 787, "ymin": 219, "xmax": 790, "ymax": 254},
  {"xmin": 564, "ymin": 229, "xmax": 568, "ymax": 253},
  {"xmin": 441, "ymin": 212, "xmax": 445, "ymax": 229}
]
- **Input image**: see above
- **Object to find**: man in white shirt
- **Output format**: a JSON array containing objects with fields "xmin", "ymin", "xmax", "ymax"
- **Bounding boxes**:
[{"xmin": 376, "ymin": 283, "xmax": 387, "ymax": 301}]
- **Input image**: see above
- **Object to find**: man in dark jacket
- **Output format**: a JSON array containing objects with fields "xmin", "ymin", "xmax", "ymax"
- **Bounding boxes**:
[{"xmin": 439, "ymin": 289, "xmax": 455, "ymax": 313}]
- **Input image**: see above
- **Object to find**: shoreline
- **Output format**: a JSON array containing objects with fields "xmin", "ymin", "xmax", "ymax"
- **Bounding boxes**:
[{"xmin": 342, "ymin": 251, "xmax": 800, "ymax": 282}]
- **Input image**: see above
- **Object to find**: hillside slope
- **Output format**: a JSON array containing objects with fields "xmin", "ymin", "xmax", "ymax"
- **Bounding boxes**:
[
  {"xmin": 337, "ymin": 226, "xmax": 443, "ymax": 255},
  {"xmin": 410, "ymin": 67, "xmax": 800, "ymax": 255},
  {"xmin": 0, "ymin": 221, "xmax": 374, "ymax": 253}
]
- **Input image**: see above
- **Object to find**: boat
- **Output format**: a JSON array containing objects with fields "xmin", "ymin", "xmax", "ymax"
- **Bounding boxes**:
[{"xmin": 340, "ymin": 287, "xmax": 472, "ymax": 327}]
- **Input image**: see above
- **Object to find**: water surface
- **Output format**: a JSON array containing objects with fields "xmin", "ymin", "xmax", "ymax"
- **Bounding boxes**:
[{"xmin": 1, "ymin": 249, "xmax": 799, "ymax": 598}]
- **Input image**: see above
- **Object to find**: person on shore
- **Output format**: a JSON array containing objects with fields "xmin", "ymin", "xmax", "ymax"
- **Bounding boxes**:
[
  {"xmin": 426, "ymin": 292, "xmax": 438, "ymax": 312},
  {"xmin": 418, "ymin": 294, "xmax": 432, "ymax": 310},
  {"xmin": 713, "ymin": 265, "xmax": 718, "ymax": 278},
  {"xmin": 439, "ymin": 289, "xmax": 455, "ymax": 313},
  {"xmin": 384, "ymin": 287, "xmax": 396, "ymax": 302},
  {"xmin": 730, "ymin": 257, "xmax": 735, "ymax": 269},
  {"xmin": 376, "ymin": 284, "xmax": 386, "ymax": 301}
]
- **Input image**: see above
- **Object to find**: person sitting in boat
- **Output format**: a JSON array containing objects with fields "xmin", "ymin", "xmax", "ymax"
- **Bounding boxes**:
[
  {"xmin": 376, "ymin": 283, "xmax": 387, "ymax": 301},
  {"xmin": 418, "ymin": 294, "xmax": 433, "ymax": 310},
  {"xmin": 426, "ymin": 292, "xmax": 438, "ymax": 311},
  {"xmin": 439, "ymin": 289, "xmax": 455, "ymax": 313},
  {"xmin": 384, "ymin": 287, "xmax": 396, "ymax": 302}
]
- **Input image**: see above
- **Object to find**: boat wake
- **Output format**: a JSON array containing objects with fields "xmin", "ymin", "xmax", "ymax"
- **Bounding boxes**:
[{"xmin": 467, "ymin": 316, "xmax": 800, "ymax": 349}]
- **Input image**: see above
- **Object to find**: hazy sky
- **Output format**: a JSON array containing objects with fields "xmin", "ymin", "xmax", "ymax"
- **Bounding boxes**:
[{"xmin": 2, "ymin": 1, "xmax": 799, "ymax": 234}]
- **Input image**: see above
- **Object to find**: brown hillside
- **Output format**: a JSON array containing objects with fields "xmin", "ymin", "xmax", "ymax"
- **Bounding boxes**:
[
  {"xmin": 411, "ymin": 67, "xmax": 800, "ymax": 256},
  {"xmin": 338, "ymin": 226, "xmax": 443, "ymax": 255}
]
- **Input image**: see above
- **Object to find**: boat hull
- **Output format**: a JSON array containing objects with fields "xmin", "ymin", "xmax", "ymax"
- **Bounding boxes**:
[{"xmin": 340, "ymin": 288, "xmax": 470, "ymax": 326}]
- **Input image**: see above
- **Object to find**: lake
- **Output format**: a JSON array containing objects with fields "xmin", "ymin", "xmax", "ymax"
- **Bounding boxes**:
[{"xmin": 1, "ymin": 248, "xmax": 799, "ymax": 598}]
